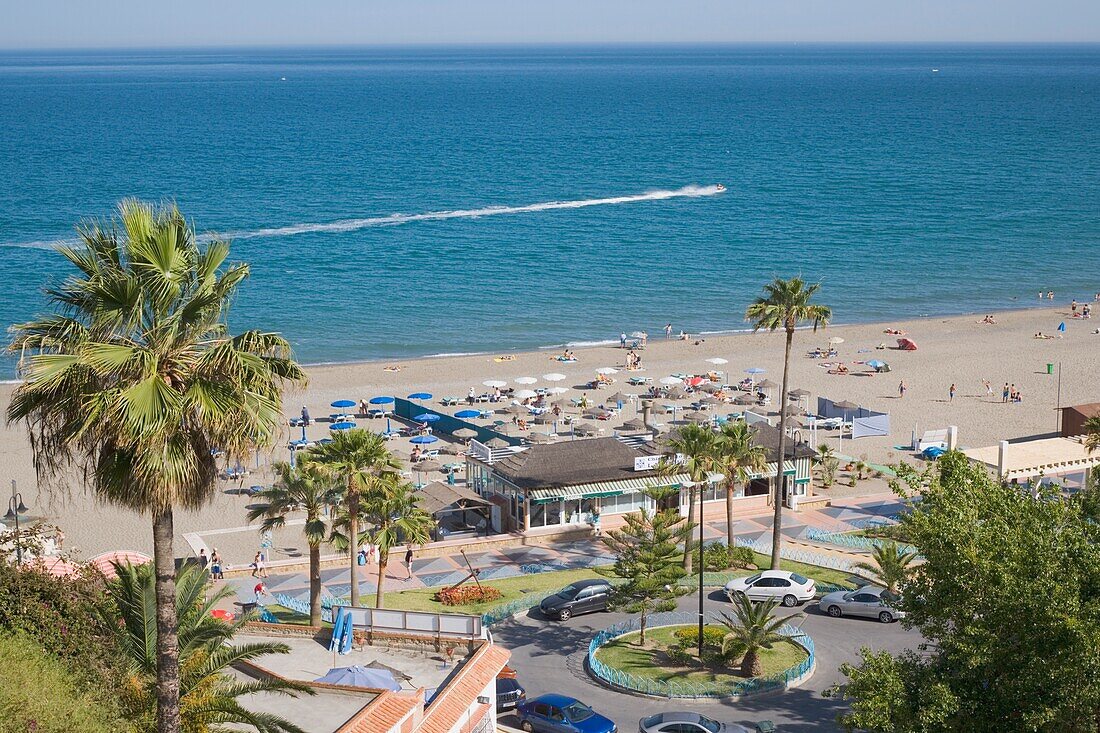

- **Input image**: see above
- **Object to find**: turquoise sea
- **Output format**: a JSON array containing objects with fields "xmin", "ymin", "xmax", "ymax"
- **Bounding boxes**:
[{"xmin": 0, "ymin": 45, "xmax": 1097, "ymax": 377}]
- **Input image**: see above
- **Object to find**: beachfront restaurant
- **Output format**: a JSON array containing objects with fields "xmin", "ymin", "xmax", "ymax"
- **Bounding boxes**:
[{"xmin": 465, "ymin": 426, "xmax": 816, "ymax": 535}]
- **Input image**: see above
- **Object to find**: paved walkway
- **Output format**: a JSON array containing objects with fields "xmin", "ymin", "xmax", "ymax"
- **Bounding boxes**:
[{"xmin": 229, "ymin": 495, "xmax": 906, "ymax": 607}]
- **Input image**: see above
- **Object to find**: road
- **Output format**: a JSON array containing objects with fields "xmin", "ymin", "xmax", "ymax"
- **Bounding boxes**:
[{"xmin": 490, "ymin": 589, "xmax": 921, "ymax": 732}]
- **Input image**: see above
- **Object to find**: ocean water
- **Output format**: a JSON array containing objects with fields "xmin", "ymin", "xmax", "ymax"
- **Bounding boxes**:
[{"xmin": 0, "ymin": 45, "xmax": 1097, "ymax": 377}]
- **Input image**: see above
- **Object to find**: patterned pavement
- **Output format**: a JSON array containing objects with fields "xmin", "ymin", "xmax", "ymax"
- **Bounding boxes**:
[{"xmin": 231, "ymin": 495, "xmax": 907, "ymax": 606}]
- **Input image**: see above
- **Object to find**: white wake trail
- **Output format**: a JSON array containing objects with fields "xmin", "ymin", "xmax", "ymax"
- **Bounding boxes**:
[{"xmin": 1, "ymin": 184, "xmax": 723, "ymax": 250}]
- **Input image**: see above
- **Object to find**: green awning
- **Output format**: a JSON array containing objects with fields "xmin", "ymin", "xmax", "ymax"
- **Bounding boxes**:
[{"xmin": 528, "ymin": 471, "xmax": 716, "ymax": 504}]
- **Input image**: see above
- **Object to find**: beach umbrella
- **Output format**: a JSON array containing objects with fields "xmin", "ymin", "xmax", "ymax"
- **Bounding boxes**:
[
  {"xmin": 407, "ymin": 392, "xmax": 433, "ymax": 401},
  {"xmin": 453, "ymin": 428, "xmax": 478, "ymax": 440},
  {"xmin": 368, "ymin": 396, "xmax": 395, "ymax": 405},
  {"xmin": 734, "ymin": 394, "xmax": 756, "ymax": 406},
  {"xmin": 550, "ymin": 399, "xmax": 571, "ymax": 409},
  {"xmin": 526, "ymin": 432, "xmax": 553, "ymax": 444},
  {"xmin": 331, "ymin": 399, "xmax": 356, "ymax": 409},
  {"xmin": 572, "ymin": 421, "xmax": 597, "ymax": 435},
  {"xmin": 865, "ymin": 359, "xmax": 887, "ymax": 369},
  {"xmin": 782, "ymin": 404, "xmax": 801, "ymax": 416},
  {"xmin": 502, "ymin": 404, "xmax": 528, "ymax": 416},
  {"xmin": 788, "ymin": 388, "xmax": 811, "ymax": 398},
  {"xmin": 542, "ymin": 373, "xmax": 567, "ymax": 382},
  {"xmin": 514, "ymin": 389, "xmax": 538, "ymax": 400},
  {"xmin": 684, "ymin": 410, "xmax": 710, "ymax": 424},
  {"xmin": 834, "ymin": 400, "xmax": 859, "ymax": 410},
  {"xmin": 700, "ymin": 396, "xmax": 722, "ymax": 406},
  {"xmin": 483, "ymin": 380, "xmax": 507, "ymax": 388},
  {"xmin": 828, "ymin": 337, "xmax": 845, "ymax": 345},
  {"xmin": 314, "ymin": 666, "xmax": 400, "ymax": 692},
  {"xmin": 685, "ymin": 376, "xmax": 705, "ymax": 388},
  {"xmin": 533, "ymin": 412, "xmax": 557, "ymax": 425},
  {"xmin": 745, "ymin": 367, "xmax": 766, "ymax": 375},
  {"xmin": 410, "ymin": 435, "xmax": 438, "ymax": 445},
  {"xmin": 620, "ymin": 418, "xmax": 646, "ymax": 431},
  {"xmin": 485, "ymin": 437, "xmax": 510, "ymax": 449},
  {"xmin": 649, "ymin": 403, "xmax": 671, "ymax": 414},
  {"xmin": 659, "ymin": 376, "xmax": 683, "ymax": 385},
  {"xmin": 595, "ymin": 367, "xmax": 619, "ymax": 375},
  {"xmin": 607, "ymin": 391, "xmax": 630, "ymax": 404},
  {"xmin": 666, "ymin": 386, "xmax": 689, "ymax": 399},
  {"xmin": 705, "ymin": 357, "xmax": 728, "ymax": 366},
  {"xmin": 455, "ymin": 409, "xmax": 480, "ymax": 419},
  {"xmin": 696, "ymin": 382, "xmax": 721, "ymax": 394},
  {"xmin": 330, "ymin": 421, "xmax": 356, "ymax": 431},
  {"xmin": 413, "ymin": 413, "xmax": 441, "ymax": 423},
  {"xmin": 758, "ymin": 379, "xmax": 778, "ymax": 389},
  {"xmin": 514, "ymin": 377, "xmax": 538, "ymax": 385},
  {"xmin": 546, "ymin": 386, "xmax": 569, "ymax": 395}
]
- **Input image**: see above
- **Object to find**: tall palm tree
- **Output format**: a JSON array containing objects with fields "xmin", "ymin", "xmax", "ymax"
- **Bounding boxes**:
[
  {"xmin": 1084, "ymin": 415, "xmax": 1100, "ymax": 453},
  {"xmin": 661, "ymin": 424, "xmax": 721, "ymax": 573},
  {"xmin": 8, "ymin": 201, "xmax": 304, "ymax": 732},
  {"xmin": 852, "ymin": 540, "xmax": 918, "ymax": 594},
  {"xmin": 746, "ymin": 277, "xmax": 831, "ymax": 569},
  {"xmin": 108, "ymin": 561, "xmax": 312, "ymax": 733},
  {"xmin": 332, "ymin": 474, "xmax": 435, "ymax": 609},
  {"xmin": 307, "ymin": 429, "xmax": 400, "ymax": 607},
  {"xmin": 716, "ymin": 420, "xmax": 768, "ymax": 552},
  {"xmin": 247, "ymin": 462, "xmax": 339, "ymax": 627},
  {"xmin": 719, "ymin": 591, "xmax": 801, "ymax": 677}
]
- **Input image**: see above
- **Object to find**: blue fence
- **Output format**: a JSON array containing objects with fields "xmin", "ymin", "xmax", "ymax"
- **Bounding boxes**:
[
  {"xmin": 805, "ymin": 529, "xmax": 917, "ymax": 556},
  {"xmin": 587, "ymin": 611, "xmax": 815, "ymax": 699},
  {"xmin": 391, "ymin": 397, "xmax": 525, "ymax": 446},
  {"xmin": 730, "ymin": 536, "xmax": 858, "ymax": 573}
]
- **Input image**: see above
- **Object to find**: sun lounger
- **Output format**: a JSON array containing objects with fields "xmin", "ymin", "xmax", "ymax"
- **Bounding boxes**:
[{"xmin": 440, "ymin": 396, "xmax": 459, "ymax": 406}]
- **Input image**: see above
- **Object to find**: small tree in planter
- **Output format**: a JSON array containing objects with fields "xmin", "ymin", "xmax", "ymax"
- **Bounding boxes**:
[
  {"xmin": 601, "ymin": 487, "xmax": 692, "ymax": 645},
  {"xmin": 719, "ymin": 592, "xmax": 801, "ymax": 677}
]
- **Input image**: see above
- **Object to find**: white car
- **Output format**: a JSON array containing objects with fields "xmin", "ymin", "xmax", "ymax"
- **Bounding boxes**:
[{"xmin": 724, "ymin": 570, "xmax": 816, "ymax": 607}]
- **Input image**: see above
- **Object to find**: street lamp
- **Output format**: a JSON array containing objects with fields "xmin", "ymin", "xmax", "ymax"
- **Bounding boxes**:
[
  {"xmin": 4, "ymin": 480, "xmax": 29, "ymax": 564},
  {"xmin": 697, "ymin": 479, "xmax": 705, "ymax": 659}
]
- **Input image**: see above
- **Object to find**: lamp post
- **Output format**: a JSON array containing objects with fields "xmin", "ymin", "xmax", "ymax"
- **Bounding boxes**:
[
  {"xmin": 4, "ymin": 480, "xmax": 29, "ymax": 564},
  {"xmin": 697, "ymin": 478, "xmax": 705, "ymax": 659}
]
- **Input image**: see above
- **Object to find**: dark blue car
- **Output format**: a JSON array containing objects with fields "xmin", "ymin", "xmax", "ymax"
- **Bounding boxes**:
[{"xmin": 516, "ymin": 693, "xmax": 617, "ymax": 733}]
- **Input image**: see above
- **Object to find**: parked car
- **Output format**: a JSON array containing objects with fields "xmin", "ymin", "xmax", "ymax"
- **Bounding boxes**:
[
  {"xmin": 724, "ymin": 570, "xmax": 816, "ymax": 607},
  {"xmin": 538, "ymin": 578, "xmax": 612, "ymax": 621},
  {"xmin": 517, "ymin": 693, "xmax": 617, "ymax": 733},
  {"xmin": 496, "ymin": 676, "xmax": 526, "ymax": 713},
  {"xmin": 818, "ymin": 585, "xmax": 905, "ymax": 623},
  {"xmin": 639, "ymin": 711, "xmax": 755, "ymax": 733}
]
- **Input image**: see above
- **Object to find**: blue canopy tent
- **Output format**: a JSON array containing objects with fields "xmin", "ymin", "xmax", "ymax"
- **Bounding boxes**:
[{"xmin": 314, "ymin": 665, "xmax": 401, "ymax": 692}]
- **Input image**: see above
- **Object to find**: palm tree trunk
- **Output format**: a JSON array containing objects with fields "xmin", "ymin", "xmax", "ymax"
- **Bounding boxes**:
[
  {"xmin": 771, "ymin": 329, "xmax": 795, "ymax": 570},
  {"xmin": 682, "ymin": 486, "xmax": 695, "ymax": 573},
  {"xmin": 348, "ymin": 483, "xmax": 359, "ymax": 607},
  {"xmin": 309, "ymin": 542, "xmax": 322, "ymax": 627},
  {"xmin": 376, "ymin": 552, "xmax": 388, "ymax": 609},
  {"xmin": 725, "ymin": 480, "xmax": 735, "ymax": 555},
  {"xmin": 152, "ymin": 508, "xmax": 181, "ymax": 733},
  {"xmin": 741, "ymin": 648, "xmax": 762, "ymax": 677},
  {"xmin": 639, "ymin": 607, "xmax": 647, "ymax": 645}
]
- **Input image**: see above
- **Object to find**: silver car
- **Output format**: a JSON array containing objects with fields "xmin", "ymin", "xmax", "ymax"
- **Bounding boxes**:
[
  {"xmin": 639, "ymin": 712, "xmax": 753, "ymax": 733},
  {"xmin": 818, "ymin": 585, "xmax": 905, "ymax": 623}
]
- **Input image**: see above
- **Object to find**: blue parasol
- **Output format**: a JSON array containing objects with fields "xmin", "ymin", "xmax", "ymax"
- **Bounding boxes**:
[
  {"xmin": 866, "ymin": 359, "xmax": 886, "ymax": 369},
  {"xmin": 408, "ymin": 392, "xmax": 433, "ymax": 400},
  {"xmin": 331, "ymin": 399, "xmax": 356, "ymax": 409},
  {"xmin": 330, "ymin": 421, "xmax": 356, "ymax": 430},
  {"xmin": 745, "ymin": 367, "xmax": 766, "ymax": 375},
  {"xmin": 454, "ymin": 410, "xmax": 480, "ymax": 419},
  {"xmin": 369, "ymin": 396, "xmax": 395, "ymax": 405},
  {"xmin": 410, "ymin": 435, "xmax": 438, "ymax": 445},
  {"xmin": 414, "ymin": 413, "xmax": 441, "ymax": 423}
]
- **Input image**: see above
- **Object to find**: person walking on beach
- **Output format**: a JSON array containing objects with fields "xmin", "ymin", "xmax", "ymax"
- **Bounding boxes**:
[
  {"xmin": 949, "ymin": 384, "xmax": 957, "ymax": 402},
  {"xmin": 898, "ymin": 380, "xmax": 906, "ymax": 398},
  {"xmin": 404, "ymin": 546, "xmax": 414, "ymax": 580},
  {"xmin": 300, "ymin": 405, "xmax": 310, "ymax": 426},
  {"xmin": 1002, "ymin": 383, "xmax": 1010, "ymax": 403},
  {"xmin": 251, "ymin": 551, "xmax": 268, "ymax": 579},
  {"xmin": 620, "ymin": 331, "xmax": 627, "ymax": 348},
  {"xmin": 665, "ymin": 323, "xmax": 673, "ymax": 339},
  {"xmin": 210, "ymin": 548, "xmax": 223, "ymax": 580},
  {"xmin": 982, "ymin": 379, "xmax": 993, "ymax": 398},
  {"xmin": 198, "ymin": 549, "xmax": 209, "ymax": 574}
]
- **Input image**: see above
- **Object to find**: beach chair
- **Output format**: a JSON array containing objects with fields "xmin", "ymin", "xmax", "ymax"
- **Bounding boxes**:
[{"xmin": 440, "ymin": 396, "xmax": 459, "ymax": 406}]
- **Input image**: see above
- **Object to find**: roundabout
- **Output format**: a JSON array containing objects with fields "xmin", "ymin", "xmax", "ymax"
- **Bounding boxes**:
[{"xmin": 490, "ymin": 589, "xmax": 920, "ymax": 732}]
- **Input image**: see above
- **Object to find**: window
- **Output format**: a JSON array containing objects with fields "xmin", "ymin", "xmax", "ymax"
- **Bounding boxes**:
[
  {"xmin": 852, "ymin": 593, "xmax": 878, "ymax": 603},
  {"xmin": 575, "ymin": 587, "xmax": 594, "ymax": 599},
  {"xmin": 790, "ymin": 573, "xmax": 810, "ymax": 585},
  {"xmin": 743, "ymin": 573, "xmax": 762, "ymax": 585},
  {"xmin": 562, "ymin": 702, "xmax": 593, "ymax": 722},
  {"xmin": 773, "ymin": 579, "xmax": 791, "ymax": 587},
  {"xmin": 548, "ymin": 707, "xmax": 565, "ymax": 722},
  {"xmin": 532, "ymin": 703, "xmax": 550, "ymax": 718}
]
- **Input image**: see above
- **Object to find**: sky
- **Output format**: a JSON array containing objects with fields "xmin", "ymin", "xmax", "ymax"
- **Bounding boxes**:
[{"xmin": 0, "ymin": 0, "xmax": 1098, "ymax": 49}]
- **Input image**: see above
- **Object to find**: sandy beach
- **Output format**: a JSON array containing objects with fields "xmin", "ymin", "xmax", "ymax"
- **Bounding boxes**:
[{"xmin": 1, "ymin": 304, "xmax": 1096, "ymax": 560}]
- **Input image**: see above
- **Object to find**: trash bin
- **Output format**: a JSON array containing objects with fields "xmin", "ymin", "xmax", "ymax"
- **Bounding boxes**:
[
  {"xmin": 755, "ymin": 723, "xmax": 776, "ymax": 733},
  {"xmin": 1047, "ymin": 363, "xmax": 1054, "ymax": 374}
]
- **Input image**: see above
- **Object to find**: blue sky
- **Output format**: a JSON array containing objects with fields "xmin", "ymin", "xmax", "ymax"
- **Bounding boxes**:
[{"xmin": 1, "ymin": 0, "xmax": 1098, "ymax": 49}]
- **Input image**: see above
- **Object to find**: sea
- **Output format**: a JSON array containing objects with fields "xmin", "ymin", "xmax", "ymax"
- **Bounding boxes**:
[{"xmin": 0, "ymin": 45, "xmax": 1098, "ymax": 378}]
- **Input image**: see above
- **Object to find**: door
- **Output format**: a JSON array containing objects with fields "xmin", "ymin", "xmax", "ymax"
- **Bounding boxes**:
[
  {"xmin": 545, "ymin": 705, "xmax": 569, "ymax": 733},
  {"xmin": 847, "ymin": 592, "xmax": 881, "ymax": 618},
  {"xmin": 745, "ymin": 577, "xmax": 772, "ymax": 601},
  {"xmin": 590, "ymin": 585, "xmax": 610, "ymax": 611}
]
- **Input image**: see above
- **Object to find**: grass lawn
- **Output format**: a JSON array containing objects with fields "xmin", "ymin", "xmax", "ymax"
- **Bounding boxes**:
[
  {"xmin": 854, "ymin": 525, "xmax": 912, "ymax": 544},
  {"xmin": 595, "ymin": 624, "xmax": 807, "ymax": 683},
  {"xmin": 745, "ymin": 551, "xmax": 856, "ymax": 588}
]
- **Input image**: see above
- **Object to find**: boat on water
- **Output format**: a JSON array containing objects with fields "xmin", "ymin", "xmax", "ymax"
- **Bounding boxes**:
[{"xmin": 716, "ymin": 183, "xmax": 726, "ymax": 192}]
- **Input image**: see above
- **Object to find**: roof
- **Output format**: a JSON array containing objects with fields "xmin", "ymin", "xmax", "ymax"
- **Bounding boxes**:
[
  {"xmin": 963, "ymin": 436, "xmax": 1100, "ymax": 479},
  {"xmin": 566, "ymin": 578, "xmax": 611, "ymax": 589},
  {"xmin": 1060, "ymin": 402, "xmax": 1100, "ymax": 415},
  {"xmin": 747, "ymin": 422, "xmax": 817, "ymax": 461},
  {"xmin": 488, "ymin": 437, "xmax": 662, "ymax": 489},
  {"xmin": 420, "ymin": 643, "xmax": 511, "ymax": 733},
  {"xmin": 529, "ymin": 693, "xmax": 581, "ymax": 707},
  {"xmin": 337, "ymin": 690, "xmax": 421, "ymax": 733},
  {"xmin": 415, "ymin": 481, "xmax": 492, "ymax": 515},
  {"xmin": 527, "ymin": 472, "xmax": 709, "ymax": 503}
]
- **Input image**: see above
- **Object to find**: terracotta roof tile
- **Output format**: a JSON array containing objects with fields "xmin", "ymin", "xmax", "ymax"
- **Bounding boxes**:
[
  {"xmin": 420, "ymin": 644, "xmax": 510, "ymax": 733},
  {"xmin": 338, "ymin": 690, "xmax": 421, "ymax": 733}
]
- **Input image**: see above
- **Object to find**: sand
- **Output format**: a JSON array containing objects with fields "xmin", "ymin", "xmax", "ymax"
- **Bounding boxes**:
[{"xmin": 1, "ymin": 304, "xmax": 1097, "ymax": 559}]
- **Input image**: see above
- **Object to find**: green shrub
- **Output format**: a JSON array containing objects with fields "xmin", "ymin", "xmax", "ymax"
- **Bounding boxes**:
[
  {"xmin": 673, "ymin": 625, "xmax": 727, "ymax": 649},
  {"xmin": 728, "ymin": 546, "xmax": 756, "ymax": 569},
  {"xmin": 664, "ymin": 644, "xmax": 692, "ymax": 666},
  {"xmin": 700, "ymin": 648, "xmax": 730, "ymax": 667},
  {"xmin": 0, "ymin": 632, "xmax": 127, "ymax": 733}
]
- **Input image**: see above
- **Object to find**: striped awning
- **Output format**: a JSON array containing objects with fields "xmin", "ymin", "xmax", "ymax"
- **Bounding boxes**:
[
  {"xmin": 750, "ymin": 461, "xmax": 799, "ymax": 479},
  {"xmin": 528, "ymin": 471, "xmax": 722, "ymax": 504}
]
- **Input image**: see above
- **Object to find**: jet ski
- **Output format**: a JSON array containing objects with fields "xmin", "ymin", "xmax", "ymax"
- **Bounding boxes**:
[{"xmin": 715, "ymin": 183, "xmax": 726, "ymax": 192}]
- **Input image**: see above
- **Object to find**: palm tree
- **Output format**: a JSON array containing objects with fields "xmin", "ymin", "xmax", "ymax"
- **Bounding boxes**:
[
  {"xmin": 107, "ymin": 561, "xmax": 312, "ymax": 733},
  {"xmin": 247, "ymin": 462, "xmax": 339, "ymax": 626},
  {"xmin": 746, "ymin": 277, "xmax": 831, "ymax": 569},
  {"xmin": 333, "ymin": 474, "xmax": 435, "ymax": 608},
  {"xmin": 719, "ymin": 591, "xmax": 801, "ymax": 677},
  {"xmin": 662, "ymin": 424, "xmax": 721, "ymax": 573},
  {"xmin": 1084, "ymin": 415, "xmax": 1100, "ymax": 453},
  {"xmin": 815, "ymin": 444, "xmax": 839, "ymax": 488},
  {"xmin": 7, "ymin": 201, "xmax": 304, "ymax": 732},
  {"xmin": 716, "ymin": 421, "xmax": 768, "ymax": 553},
  {"xmin": 307, "ymin": 429, "xmax": 401, "ymax": 607},
  {"xmin": 852, "ymin": 540, "xmax": 918, "ymax": 594}
]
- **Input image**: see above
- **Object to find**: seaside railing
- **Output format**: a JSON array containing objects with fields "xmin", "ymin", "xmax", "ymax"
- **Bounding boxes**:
[
  {"xmin": 804, "ymin": 528, "xmax": 917, "ymax": 555},
  {"xmin": 587, "ymin": 611, "xmax": 815, "ymax": 699},
  {"xmin": 730, "ymin": 536, "xmax": 858, "ymax": 572}
]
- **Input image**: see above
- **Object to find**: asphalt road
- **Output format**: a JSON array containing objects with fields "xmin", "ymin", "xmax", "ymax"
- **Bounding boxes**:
[{"xmin": 491, "ymin": 589, "xmax": 922, "ymax": 733}]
